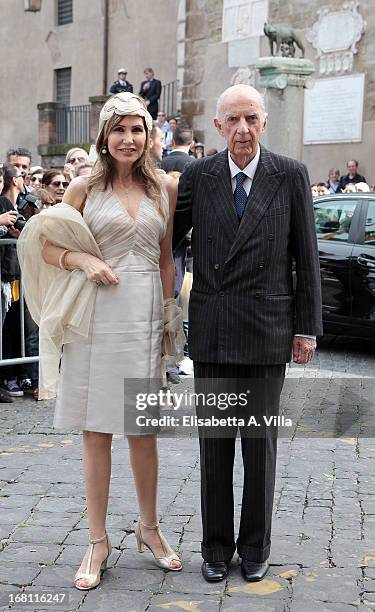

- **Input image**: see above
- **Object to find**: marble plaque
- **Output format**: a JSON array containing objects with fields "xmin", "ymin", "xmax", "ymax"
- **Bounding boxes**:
[
  {"xmin": 222, "ymin": 0, "xmax": 267, "ymax": 42},
  {"xmin": 228, "ymin": 36, "xmax": 260, "ymax": 67},
  {"xmin": 303, "ymin": 74, "xmax": 364, "ymax": 144}
]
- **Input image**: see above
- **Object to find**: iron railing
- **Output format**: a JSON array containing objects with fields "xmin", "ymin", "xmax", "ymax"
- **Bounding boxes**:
[
  {"xmin": 54, "ymin": 104, "xmax": 91, "ymax": 145},
  {"xmin": 0, "ymin": 238, "xmax": 39, "ymax": 367},
  {"xmin": 160, "ymin": 80, "xmax": 179, "ymax": 118}
]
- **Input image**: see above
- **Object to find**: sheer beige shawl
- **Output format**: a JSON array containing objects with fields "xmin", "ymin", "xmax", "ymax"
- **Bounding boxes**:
[{"xmin": 17, "ymin": 203, "xmax": 103, "ymax": 399}]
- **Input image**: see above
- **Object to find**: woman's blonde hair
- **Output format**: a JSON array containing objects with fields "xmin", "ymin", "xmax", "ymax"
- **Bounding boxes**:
[{"xmin": 87, "ymin": 110, "xmax": 164, "ymax": 217}]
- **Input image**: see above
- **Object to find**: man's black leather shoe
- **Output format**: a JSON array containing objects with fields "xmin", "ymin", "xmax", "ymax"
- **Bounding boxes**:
[
  {"xmin": 201, "ymin": 561, "xmax": 229, "ymax": 582},
  {"xmin": 241, "ymin": 559, "xmax": 269, "ymax": 582}
]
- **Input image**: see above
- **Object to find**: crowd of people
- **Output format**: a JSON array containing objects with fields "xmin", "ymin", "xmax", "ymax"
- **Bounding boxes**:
[
  {"xmin": 311, "ymin": 159, "xmax": 372, "ymax": 196},
  {"xmin": 0, "ymin": 110, "xmax": 371, "ymax": 403},
  {"xmin": 0, "ymin": 146, "xmax": 96, "ymax": 402},
  {"xmin": 0, "ymin": 109, "xmax": 215, "ymax": 401}
]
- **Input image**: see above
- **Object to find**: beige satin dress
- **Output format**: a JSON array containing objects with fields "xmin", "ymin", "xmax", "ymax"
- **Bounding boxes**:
[{"xmin": 54, "ymin": 186, "xmax": 168, "ymax": 434}]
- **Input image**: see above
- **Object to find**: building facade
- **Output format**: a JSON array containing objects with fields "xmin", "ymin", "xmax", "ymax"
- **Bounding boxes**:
[
  {"xmin": 180, "ymin": 0, "xmax": 375, "ymax": 183},
  {"xmin": 0, "ymin": 0, "xmax": 179, "ymax": 163},
  {"xmin": 1, "ymin": 0, "xmax": 374, "ymax": 184}
]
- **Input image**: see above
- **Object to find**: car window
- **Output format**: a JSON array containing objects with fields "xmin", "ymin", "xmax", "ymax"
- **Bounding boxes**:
[
  {"xmin": 365, "ymin": 201, "xmax": 375, "ymax": 245},
  {"xmin": 314, "ymin": 200, "xmax": 357, "ymax": 242}
]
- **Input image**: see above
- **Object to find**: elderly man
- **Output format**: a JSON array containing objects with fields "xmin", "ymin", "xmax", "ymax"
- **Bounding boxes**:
[{"xmin": 175, "ymin": 85, "xmax": 322, "ymax": 583}]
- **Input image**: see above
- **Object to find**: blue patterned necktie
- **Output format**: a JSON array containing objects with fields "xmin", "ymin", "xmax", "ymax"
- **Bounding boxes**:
[{"xmin": 234, "ymin": 172, "xmax": 248, "ymax": 220}]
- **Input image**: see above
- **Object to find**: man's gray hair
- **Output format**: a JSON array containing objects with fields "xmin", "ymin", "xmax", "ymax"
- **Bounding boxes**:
[
  {"xmin": 215, "ymin": 84, "xmax": 266, "ymax": 120},
  {"xmin": 6, "ymin": 146, "xmax": 32, "ymax": 162}
]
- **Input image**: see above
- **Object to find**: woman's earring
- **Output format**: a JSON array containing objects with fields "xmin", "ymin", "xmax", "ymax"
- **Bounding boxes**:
[{"xmin": 101, "ymin": 145, "xmax": 108, "ymax": 155}]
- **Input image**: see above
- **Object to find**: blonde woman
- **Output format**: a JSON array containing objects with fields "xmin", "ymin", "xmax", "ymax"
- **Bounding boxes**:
[{"xmin": 20, "ymin": 93, "xmax": 183, "ymax": 589}]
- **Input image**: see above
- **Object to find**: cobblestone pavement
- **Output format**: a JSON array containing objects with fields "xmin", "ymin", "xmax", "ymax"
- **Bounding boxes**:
[{"xmin": 1, "ymin": 336, "xmax": 375, "ymax": 611}]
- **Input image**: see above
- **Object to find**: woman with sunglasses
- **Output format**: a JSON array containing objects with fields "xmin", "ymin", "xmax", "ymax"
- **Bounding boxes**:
[
  {"xmin": 29, "ymin": 168, "xmax": 45, "ymax": 190},
  {"xmin": 41, "ymin": 170, "xmax": 69, "ymax": 204}
]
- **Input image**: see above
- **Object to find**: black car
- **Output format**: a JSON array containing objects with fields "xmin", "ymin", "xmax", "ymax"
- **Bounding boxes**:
[{"xmin": 313, "ymin": 193, "xmax": 375, "ymax": 339}]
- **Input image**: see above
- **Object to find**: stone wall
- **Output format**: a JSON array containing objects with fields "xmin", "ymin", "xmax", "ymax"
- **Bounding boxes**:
[
  {"xmin": 181, "ymin": 0, "xmax": 375, "ymax": 184},
  {"xmin": 0, "ymin": 0, "xmax": 178, "ymax": 164},
  {"xmin": 181, "ymin": 0, "xmax": 230, "ymax": 147}
]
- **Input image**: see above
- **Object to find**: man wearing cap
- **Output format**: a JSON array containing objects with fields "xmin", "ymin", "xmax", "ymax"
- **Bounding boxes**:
[{"xmin": 109, "ymin": 69, "xmax": 133, "ymax": 95}]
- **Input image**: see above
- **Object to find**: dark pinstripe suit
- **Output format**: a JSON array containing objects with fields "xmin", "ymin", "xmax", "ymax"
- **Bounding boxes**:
[{"xmin": 176, "ymin": 146, "xmax": 322, "ymax": 563}]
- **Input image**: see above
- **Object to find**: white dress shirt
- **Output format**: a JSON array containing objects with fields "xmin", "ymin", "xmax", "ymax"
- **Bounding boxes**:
[
  {"xmin": 228, "ymin": 147, "xmax": 260, "ymax": 196},
  {"xmin": 227, "ymin": 148, "xmax": 315, "ymax": 343}
]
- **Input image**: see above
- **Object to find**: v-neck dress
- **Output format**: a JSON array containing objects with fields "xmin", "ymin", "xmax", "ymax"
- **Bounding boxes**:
[{"xmin": 53, "ymin": 185, "xmax": 169, "ymax": 434}]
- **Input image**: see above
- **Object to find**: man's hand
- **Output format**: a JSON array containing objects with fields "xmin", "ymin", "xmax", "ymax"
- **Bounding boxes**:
[
  {"xmin": 64, "ymin": 163, "xmax": 75, "ymax": 182},
  {"xmin": 292, "ymin": 336, "xmax": 316, "ymax": 364},
  {"xmin": 7, "ymin": 226, "xmax": 21, "ymax": 238}
]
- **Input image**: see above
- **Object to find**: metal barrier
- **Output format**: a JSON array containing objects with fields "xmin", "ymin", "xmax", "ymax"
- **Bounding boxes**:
[
  {"xmin": 0, "ymin": 238, "xmax": 39, "ymax": 367},
  {"xmin": 54, "ymin": 104, "xmax": 91, "ymax": 145},
  {"xmin": 161, "ymin": 80, "xmax": 179, "ymax": 118}
]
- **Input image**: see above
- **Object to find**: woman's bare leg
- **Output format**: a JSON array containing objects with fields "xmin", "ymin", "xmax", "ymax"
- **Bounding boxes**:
[
  {"xmin": 128, "ymin": 435, "xmax": 181, "ymax": 569},
  {"xmin": 75, "ymin": 431, "xmax": 112, "ymax": 588}
]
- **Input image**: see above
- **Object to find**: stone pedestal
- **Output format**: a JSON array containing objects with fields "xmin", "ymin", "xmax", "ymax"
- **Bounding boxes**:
[
  {"xmin": 256, "ymin": 57, "xmax": 315, "ymax": 160},
  {"xmin": 89, "ymin": 95, "xmax": 109, "ymax": 142}
]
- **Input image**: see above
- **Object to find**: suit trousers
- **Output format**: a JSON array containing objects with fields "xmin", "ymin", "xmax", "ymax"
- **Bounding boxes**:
[{"xmin": 194, "ymin": 361, "xmax": 286, "ymax": 563}]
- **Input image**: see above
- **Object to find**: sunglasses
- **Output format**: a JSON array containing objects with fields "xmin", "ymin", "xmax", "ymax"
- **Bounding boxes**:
[
  {"xmin": 30, "ymin": 175, "xmax": 41, "ymax": 181},
  {"xmin": 69, "ymin": 157, "xmax": 84, "ymax": 164},
  {"xmin": 50, "ymin": 180, "xmax": 69, "ymax": 188}
]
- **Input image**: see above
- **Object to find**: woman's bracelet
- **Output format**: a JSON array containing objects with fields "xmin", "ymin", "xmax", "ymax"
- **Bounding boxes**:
[{"xmin": 58, "ymin": 249, "xmax": 72, "ymax": 271}]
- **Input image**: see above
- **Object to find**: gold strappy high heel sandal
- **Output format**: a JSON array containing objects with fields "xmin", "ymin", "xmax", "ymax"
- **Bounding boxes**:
[
  {"xmin": 135, "ymin": 518, "xmax": 182, "ymax": 571},
  {"xmin": 74, "ymin": 532, "xmax": 112, "ymax": 590}
]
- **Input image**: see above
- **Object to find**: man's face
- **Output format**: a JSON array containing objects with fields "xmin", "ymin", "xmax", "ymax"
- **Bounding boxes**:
[
  {"xmin": 214, "ymin": 90, "xmax": 267, "ymax": 164},
  {"xmin": 347, "ymin": 161, "xmax": 358, "ymax": 175},
  {"xmin": 118, "ymin": 72, "xmax": 127, "ymax": 81},
  {"xmin": 157, "ymin": 112, "xmax": 166, "ymax": 125},
  {"xmin": 9, "ymin": 155, "xmax": 30, "ymax": 176},
  {"xmin": 144, "ymin": 70, "xmax": 153, "ymax": 80}
]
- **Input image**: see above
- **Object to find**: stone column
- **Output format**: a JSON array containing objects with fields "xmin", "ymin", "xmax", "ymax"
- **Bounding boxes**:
[
  {"xmin": 37, "ymin": 102, "xmax": 65, "ymax": 146},
  {"xmin": 89, "ymin": 95, "xmax": 109, "ymax": 142},
  {"xmin": 256, "ymin": 57, "xmax": 315, "ymax": 160}
]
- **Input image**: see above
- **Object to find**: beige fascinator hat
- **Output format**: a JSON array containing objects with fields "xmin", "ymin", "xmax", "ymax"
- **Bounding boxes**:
[{"xmin": 99, "ymin": 92, "xmax": 153, "ymax": 132}]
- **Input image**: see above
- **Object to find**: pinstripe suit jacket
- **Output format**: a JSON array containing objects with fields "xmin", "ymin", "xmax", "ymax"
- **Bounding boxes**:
[{"xmin": 175, "ymin": 146, "xmax": 323, "ymax": 364}]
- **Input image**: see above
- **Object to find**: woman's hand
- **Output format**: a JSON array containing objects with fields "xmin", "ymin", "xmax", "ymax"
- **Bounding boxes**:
[{"xmin": 79, "ymin": 254, "xmax": 119, "ymax": 286}]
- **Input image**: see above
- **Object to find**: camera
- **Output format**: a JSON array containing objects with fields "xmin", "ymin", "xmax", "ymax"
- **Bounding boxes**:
[
  {"xmin": 17, "ymin": 193, "xmax": 42, "ymax": 213},
  {"xmin": 14, "ymin": 213, "xmax": 27, "ymax": 232}
]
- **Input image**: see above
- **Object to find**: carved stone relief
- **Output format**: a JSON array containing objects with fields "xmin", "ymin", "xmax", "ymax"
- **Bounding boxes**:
[
  {"xmin": 306, "ymin": 2, "xmax": 366, "ymax": 75},
  {"xmin": 231, "ymin": 66, "xmax": 255, "ymax": 86}
]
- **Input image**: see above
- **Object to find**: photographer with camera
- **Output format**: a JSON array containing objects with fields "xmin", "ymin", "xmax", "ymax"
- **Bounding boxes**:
[{"xmin": 0, "ymin": 164, "xmax": 31, "ymax": 398}]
